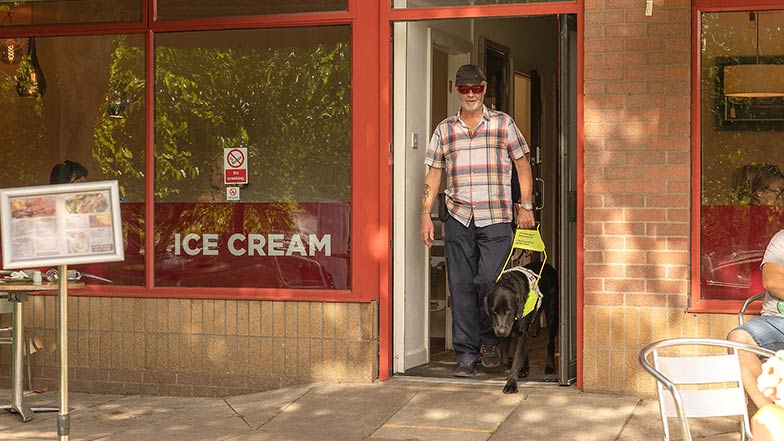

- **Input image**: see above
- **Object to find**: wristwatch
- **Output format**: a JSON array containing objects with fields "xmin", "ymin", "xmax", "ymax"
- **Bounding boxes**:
[{"xmin": 520, "ymin": 203, "xmax": 534, "ymax": 211}]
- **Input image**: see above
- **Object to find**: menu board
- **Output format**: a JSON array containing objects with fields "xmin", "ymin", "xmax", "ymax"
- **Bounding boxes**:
[{"xmin": 0, "ymin": 181, "xmax": 124, "ymax": 269}]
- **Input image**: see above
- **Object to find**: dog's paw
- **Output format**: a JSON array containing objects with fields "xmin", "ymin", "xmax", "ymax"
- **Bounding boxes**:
[
  {"xmin": 503, "ymin": 379, "xmax": 518, "ymax": 394},
  {"xmin": 545, "ymin": 365, "xmax": 556, "ymax": 375}
]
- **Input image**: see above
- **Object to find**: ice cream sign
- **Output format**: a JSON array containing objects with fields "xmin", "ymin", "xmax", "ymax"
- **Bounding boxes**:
[{"xmin": 173, "ymin": 233, "xmax": 332, "ymax": 257}]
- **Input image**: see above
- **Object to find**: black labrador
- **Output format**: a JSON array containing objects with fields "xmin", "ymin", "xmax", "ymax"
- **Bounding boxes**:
[{"xmin": 485, "ymin": 261, "xmax": 558, "ymax": 394}]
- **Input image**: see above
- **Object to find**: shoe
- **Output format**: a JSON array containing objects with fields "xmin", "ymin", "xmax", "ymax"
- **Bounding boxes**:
[
  {"xmin": 481, "ymin": 344, "xmax": 501, "ymax": 368},
  {"xmin": 454, "ymin": 358, "xmax": 477, "ymax": 377}
]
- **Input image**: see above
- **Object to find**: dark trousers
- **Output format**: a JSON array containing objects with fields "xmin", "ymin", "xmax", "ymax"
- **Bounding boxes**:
[{"xmin": 445, "ymin": 215, "xmax": 512, "ymax": 364}]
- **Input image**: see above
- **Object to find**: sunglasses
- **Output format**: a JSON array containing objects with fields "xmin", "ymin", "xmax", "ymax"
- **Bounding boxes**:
[{"xmin": 457, "ymin": 84, "xmax": 485, "ymax": 95}]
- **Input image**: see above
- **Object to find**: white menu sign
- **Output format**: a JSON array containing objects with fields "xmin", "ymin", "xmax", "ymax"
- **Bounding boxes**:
[{"xmin": 0, "ymin": 180, "xmax": 125, "ymax": 269}]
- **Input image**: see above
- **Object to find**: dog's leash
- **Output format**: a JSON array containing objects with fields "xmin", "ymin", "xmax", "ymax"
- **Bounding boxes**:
[{"xmin": 497, "ymin": 224, "xmax": 548, "ymax": 320}]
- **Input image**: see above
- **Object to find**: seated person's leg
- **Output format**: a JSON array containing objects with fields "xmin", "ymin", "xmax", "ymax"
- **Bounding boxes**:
[{"xmin": 728, "ymin": 315, "xmax": 784, "ymax": 408}]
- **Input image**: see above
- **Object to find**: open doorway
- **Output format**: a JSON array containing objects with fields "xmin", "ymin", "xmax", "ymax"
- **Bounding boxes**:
[{"xmin": 392, "ymin": 14, "xmax": 577, "ymax": 385}]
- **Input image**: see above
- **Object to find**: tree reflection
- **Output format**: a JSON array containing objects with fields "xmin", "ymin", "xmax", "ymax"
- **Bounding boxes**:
[
  {"xmin": 90, "ymin": 29, "xmax": 352, "ymax": 288},
  {"xmin": 93, "ymin": 30, "xmax": 351, "ymax": 203},
  {"xmin": 94, "ymin": 35, "xmax": 145, "ymax": 202}
]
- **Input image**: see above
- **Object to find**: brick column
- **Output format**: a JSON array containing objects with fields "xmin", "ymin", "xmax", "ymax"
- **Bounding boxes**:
[{"xmin": 582, "ymin": 0, "xmax": 736, "ymax": 394}]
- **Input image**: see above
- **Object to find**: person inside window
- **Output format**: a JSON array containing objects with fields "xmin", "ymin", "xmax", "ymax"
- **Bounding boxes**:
[
  {"xmin": 731, "ymin": 163, "xmax": 784, "ymax": 206},
  {"xmin": 50, "ymin": 160, "xmax": 88, "ymax": 184}
]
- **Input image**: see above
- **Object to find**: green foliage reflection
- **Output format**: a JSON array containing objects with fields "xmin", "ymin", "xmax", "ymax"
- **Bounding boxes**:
[
  {"xmin": 151, "ymin": 30, "xmax": 351, "ymax": 202},
  {"xmin": 94, "ymin": 35, "xmax": 146, "ymax": 202}
]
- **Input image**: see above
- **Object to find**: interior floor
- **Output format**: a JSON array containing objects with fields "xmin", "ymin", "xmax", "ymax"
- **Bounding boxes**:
[{"xmin": 400, "ymin": 329, "xmax": 559, "ymax": 382}]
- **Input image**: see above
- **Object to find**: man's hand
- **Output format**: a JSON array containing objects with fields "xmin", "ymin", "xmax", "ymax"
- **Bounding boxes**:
[
  {"xmin": 516, "ymin": 207, "xmax": 535, "ymax": 229},
  {"xmin": 421, "ymin": 213, "xmax": 434, "ymax": 247}
]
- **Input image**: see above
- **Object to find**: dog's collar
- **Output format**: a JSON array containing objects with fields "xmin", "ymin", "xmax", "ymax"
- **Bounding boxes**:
[{"xmin": 502, "ymin": 266, "xmax": 543, "ymax": 321}]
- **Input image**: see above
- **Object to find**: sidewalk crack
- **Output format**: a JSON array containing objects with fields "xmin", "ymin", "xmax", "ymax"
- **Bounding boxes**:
[
  {"xmin": 363, "ymin": 387, "xmax": 420, "ymax": 440},
  {"xmin": 224, "ymin": 398, "xmax": 253, "ymax": 430},
  {"xmin": 241, "ymin": 386, "xmax": 316, "ymax": 431},
  {"xmin": 614, "ymin": 398, "xmax": 644, "ymax": 441}
]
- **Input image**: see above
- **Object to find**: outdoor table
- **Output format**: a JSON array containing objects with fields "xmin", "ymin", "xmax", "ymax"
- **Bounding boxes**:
[{"xmin": 0, "ymin": 280, "xmax": 84, "ymax": 422}]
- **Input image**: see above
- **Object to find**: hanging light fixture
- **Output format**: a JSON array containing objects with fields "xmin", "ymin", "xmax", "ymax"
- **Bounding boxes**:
[
  {"xmin": 0, "ymin": 13, "xmax": 23, "ymax": 65},
  {"xmin": 724, "ymin": 11, "xmax": 784, "ymax": 98},
  {"xmin": 0, "ymin": 37, "xmax": 22, "ymax": 64},
  {"xmin": 15, "ymin": 36, "xmax": 46, "ymax": 98}
]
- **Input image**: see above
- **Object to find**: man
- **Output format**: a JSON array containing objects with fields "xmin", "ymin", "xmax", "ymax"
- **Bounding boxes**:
[
  {"xmin": 420, "ymin": 64, "xmax": 535, "ymax": 377},
  {"xmin": 728, "ymin": 229, "xmax": 784, "ymax": 409}
]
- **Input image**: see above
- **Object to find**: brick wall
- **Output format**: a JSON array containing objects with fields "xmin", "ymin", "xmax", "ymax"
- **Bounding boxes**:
[
  {"xmin": 582, "ymin": 0, "xmax": 735, "ymax": 394},
  {"xmin": 0, "ymin": 296, "xmax": 378, "ymax": 397}
]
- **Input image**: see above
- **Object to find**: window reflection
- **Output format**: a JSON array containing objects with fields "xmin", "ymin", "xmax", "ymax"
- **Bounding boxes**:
[
  {"xmin": 0, "ymin": 1, "xmax": 141, "ymax": 26},
  {"xmin": 157, "ymin": 0, "xmax": 346, "ymax": 21},
  {"xmin": 0, "ymin": 34, "xmax": 146, "ymax": 286},
  {"xmin": 153, "ymin": 26, "xmax": 351, "ymax": 289},
  {"xmin": 700, "ymin": 10, "xmax": 784, "ymax": 301}
]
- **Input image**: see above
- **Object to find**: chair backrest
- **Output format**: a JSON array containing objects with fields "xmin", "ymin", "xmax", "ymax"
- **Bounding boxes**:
[
  {"xmin": 639, "ymin": 338, "xmax": 776, "ymax": 441},
  {"xmin": 738, "ymin": 292, "xmax": 766, "ymax": 326}
]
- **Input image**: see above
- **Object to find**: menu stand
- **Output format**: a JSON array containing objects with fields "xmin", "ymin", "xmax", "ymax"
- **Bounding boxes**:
[{"xmin": 0, "ymin": 181, "xmax": 123, "ymax": 441}]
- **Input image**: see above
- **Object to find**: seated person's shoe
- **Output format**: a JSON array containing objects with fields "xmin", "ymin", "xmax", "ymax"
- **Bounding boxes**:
[
  {"xmin": 454, "ymin": 358, "xmax": 477, "ymax": 377},
  {"xmin": 481, "ymin": 344, "xmax": 501, "ymax": 368}
]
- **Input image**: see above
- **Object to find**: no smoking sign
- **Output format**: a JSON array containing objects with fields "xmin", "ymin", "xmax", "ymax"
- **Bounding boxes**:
[
  {"xmin": 226, "ymin": 186, "xmax": 240, "ymax": 201},
  {"xmin": 224, "ymin": 147, "xmax": 248, "ymax": 184}
]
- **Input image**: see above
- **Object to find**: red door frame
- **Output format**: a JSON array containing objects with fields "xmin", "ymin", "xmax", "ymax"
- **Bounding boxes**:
[
  {"xmin": 689, "ymin": 0, "xmax": 783, "ymax": 314},
  {"xmin": 377, "ymin": 1, "xmax": 585, "ymax": 387},
  {"xmin": 0, "ymin": 0, "xmax": 585, "ymax": 386}
]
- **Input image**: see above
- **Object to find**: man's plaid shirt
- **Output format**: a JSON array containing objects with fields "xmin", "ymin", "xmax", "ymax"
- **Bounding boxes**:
[{"xmin": 425, "ymin": 106, "xmax": 529, "ymax": 228}]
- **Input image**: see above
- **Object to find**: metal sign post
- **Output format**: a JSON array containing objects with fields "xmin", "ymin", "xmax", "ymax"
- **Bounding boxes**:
[{"xmin": 58, "ymin": 264, "xmax": 69, "ymax": 441}]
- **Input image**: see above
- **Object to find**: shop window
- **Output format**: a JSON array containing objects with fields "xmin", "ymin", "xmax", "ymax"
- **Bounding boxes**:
[
  {"xmin": 392, "ymin": 0, "xmax": 568, "ymax": 8},
  {"xmin": 699, "ymin": 10, "xmax": 784, "ymax": 302},
  {"xmin": 153, "ymin": 26, "xmax": 351, "ymax": 289},
  {"xmin": 0, "ymin": 33, "xmax": 146, "ymax": 286},
  {"xmin": 0, "ymin": 1, "xmax": 141, "ymax": 26},
  {"xmin": 156, "ymin": 0, "xmax": 346, "ymax": 21}
]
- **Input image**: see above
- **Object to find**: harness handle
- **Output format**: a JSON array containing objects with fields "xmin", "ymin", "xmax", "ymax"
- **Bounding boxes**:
[{"xmin": 497, "ymin": 224, "xmax": 548, "ymax": 320}]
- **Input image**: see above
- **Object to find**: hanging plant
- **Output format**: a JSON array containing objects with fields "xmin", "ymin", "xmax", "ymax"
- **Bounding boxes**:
[
  {"xmin": 15, "ymin": 38, "xmax": 45, "ymax": 98},
  {"xmin": 15, "ymin": 54, "xmax": 34, "ymax": 96}
]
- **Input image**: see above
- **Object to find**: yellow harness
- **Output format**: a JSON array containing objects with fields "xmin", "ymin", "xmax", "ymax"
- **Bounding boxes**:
[{"xmin": 496, "ymin": 225, "xmax": 547, "ymax": 320}]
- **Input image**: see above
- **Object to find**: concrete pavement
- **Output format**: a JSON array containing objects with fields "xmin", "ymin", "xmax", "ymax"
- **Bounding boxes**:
[{"xmin": 0, "ymin": 378, "xmax": 746, "ymax": 440}]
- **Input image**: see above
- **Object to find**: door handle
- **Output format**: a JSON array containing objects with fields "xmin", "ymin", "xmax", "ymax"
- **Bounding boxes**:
[{"xmin": 535, "ymin": 177, "xmax": 545, "ymax": 210}]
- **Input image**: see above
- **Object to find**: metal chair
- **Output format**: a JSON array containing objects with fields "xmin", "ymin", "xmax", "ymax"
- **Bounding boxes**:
[
  {"xmin": 639, "ymin": 338, "xmax": 776, "ymax": 441},
  {"xmin": 738, "ymin": 292, "xmax": 766, "ymax": 326}
]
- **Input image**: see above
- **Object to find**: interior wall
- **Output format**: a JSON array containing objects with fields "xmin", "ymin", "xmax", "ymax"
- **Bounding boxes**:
[{"xmin": 474, "ymin": 16, "xmax": 560, "ymax": 265}]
